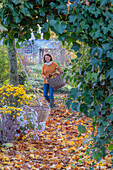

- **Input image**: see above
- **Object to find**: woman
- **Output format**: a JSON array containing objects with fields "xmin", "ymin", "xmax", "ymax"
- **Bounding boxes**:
[{"xmin": 41, "ymin": 53, "xmax": 61, "ymax": 109}]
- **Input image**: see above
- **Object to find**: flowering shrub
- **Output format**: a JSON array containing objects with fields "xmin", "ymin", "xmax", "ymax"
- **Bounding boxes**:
[
  {"xmin": 0, "ymin": 106, "xmax": 23, "ymax": 143},
  {"xmin": 0, "ymin": 84, "xmax": 29, "ymax": 107},
  {"xmin": 0, "ymin": 106, "xmax": 44, "ymax": 143},
  {"xmin": 0, "ymin": 85, "xmax": 30, "ymax": 143},
  {"xmin": 17, "ymin": 108, "xmax": 45, "ymax": 139},
  {"xmin": 0, "ymin": 85, "xmax": 45, "ymax": 143}
]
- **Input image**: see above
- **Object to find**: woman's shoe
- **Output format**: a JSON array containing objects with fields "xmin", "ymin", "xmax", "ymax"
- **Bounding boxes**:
[
  {"xmin": 46, "ymin": 98, "xmax": 50, "ymax": 103},
  {"xmin": 50, "ymin": 99, "xmax": 54, "ymax": 109}
]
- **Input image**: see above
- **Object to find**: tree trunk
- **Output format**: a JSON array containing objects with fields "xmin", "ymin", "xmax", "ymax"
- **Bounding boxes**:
[{"xmin": 8, "ymin": 41, "xmax": 18, "ymax": 86}]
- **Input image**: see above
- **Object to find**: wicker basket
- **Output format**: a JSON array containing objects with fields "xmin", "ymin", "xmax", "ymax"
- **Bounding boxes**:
[
  {"xmin": 23, "ymin": 104, "xmax": 50, "ymax": 124},
  {"xmin": 47, "ymin": 72, "xmax": 65, "ymax": 90}
]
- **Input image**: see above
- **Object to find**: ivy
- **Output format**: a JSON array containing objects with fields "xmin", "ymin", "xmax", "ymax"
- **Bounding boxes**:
[
  {"xmin": 0, "ymin": 0, "xmax": 113, "ymax": 163},
  {"xmin": 77, "ymin": 125, "xmax": 87, "ymax": 133}
]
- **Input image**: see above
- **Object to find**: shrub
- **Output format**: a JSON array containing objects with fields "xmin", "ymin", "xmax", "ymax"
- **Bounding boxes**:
[
  {"xmin": 0, "ymin": 107, "xmax": 22, "ymax": 143},
  {"xmin": 0, "ymin": 84, "xmax": 45, "ymax": 143},
  {"xmin": 0, "ymin": 106, "xmax": 44, "ymax": 143},
  {"xmin": 0, "ymin": 84, "xmax": 29, "ymax": 107},
  {"xmin": 0, "ymin": 84, "xmax": 30, "ymax": 143}
]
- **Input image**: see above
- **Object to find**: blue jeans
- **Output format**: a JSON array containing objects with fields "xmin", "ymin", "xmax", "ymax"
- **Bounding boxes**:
[{"xmin": 43, "ymin": 84, "xmax": 54, "ymax": 99}]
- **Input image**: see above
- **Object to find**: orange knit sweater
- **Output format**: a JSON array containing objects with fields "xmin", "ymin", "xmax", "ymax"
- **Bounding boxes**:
[{"xmin": 41, "ymin": 62, "xmax": 61, "ymax": 84}]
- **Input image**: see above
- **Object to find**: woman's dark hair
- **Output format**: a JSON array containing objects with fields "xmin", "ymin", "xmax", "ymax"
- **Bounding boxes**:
[{"xmin": 43, "ymin": 53, "xmax": 53, "ymax": 63}]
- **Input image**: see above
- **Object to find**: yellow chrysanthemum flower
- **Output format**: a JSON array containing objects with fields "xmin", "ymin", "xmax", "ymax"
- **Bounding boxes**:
[
  {"xmin": 6, "ymin": 93, "xmax": 10, "ymax": 96},
  {"xmin": 17, "ymin": 113, "xmax": 20, "ymax": 116},
  {"xmin": 20, "ymin": 101, "xmax": 22, "ymax": 105},
  {"xmin": 17, "ymin": 108, "xmax": 23, "ymax": 111}
]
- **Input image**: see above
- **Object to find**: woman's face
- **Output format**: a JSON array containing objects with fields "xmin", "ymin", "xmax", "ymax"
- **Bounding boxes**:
[{"xmin": 45, "ymin": 55, "xmax": 51, "ymax": 63}]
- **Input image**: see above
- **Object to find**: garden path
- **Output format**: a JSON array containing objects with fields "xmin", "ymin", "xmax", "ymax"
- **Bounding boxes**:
[{"xmin": 0, "ymin": 94, "xmax": 112, "ymax": 169}]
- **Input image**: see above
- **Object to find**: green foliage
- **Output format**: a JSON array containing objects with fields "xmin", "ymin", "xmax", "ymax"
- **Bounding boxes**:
[
  {"xmin": 0, "ymin": 45, "xmax": 9, "ymax": 85},
  {"xmin": 77, "ymin": 125, "xmax": 87, "ymax": 133},
  {"xmin": 0, "ymin": 45, "xmax": 24, "ymax": 85},
  {"xmin": 56, "ymin": 0, "xmax": 113, "ymax": 162},
  {"xmin": 0, "ymin": 0, "xmax": 113, "ymax": 163}
]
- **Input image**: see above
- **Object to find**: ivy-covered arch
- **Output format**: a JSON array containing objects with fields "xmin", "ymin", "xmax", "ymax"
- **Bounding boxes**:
[{"xmin": 0, "ymin": 0, "xmax": 113, "ymax": 162}]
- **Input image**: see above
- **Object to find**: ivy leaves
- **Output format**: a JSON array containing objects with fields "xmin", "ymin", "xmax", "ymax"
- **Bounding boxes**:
[
  {"xmin": 66, "ymin": 88, "xmax": 81, "ymax": 112},
  {"xmin": 49, "ymin": 20, "xmax": 67, "ymax": 34},
  {"xmin": 0, "ymin": 0, "xmax": 37, "ymax": 43},
  {"xmin": 61, "ymin": 0, "xmax": 113, "ymax": 161},
  {"xmin": 0, "ymin": 0, "xmax": 113, "ymax": 162}
]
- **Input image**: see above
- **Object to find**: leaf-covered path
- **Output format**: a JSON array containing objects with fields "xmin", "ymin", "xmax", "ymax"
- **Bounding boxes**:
[{"xmin": 0, "ymin": 94, "xmax": 112, "ymax": 170}]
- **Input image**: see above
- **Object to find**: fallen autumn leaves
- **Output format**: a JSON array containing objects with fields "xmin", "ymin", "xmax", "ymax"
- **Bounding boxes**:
[{"xmin": 0, "ymin": 94, "xmax": 112, "ymax": 170}]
